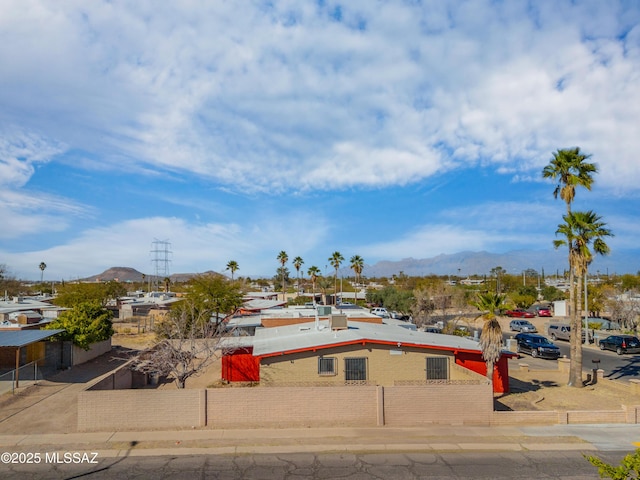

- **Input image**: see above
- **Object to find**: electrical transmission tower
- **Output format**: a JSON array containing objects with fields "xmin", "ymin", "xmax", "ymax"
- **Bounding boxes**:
[{"xmin": 150, "ymin": 239, "xmax": 172, "ymax": 291}]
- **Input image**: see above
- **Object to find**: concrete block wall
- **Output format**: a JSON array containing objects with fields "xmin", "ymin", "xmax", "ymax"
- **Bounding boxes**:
[
  {"xmin": 78, "ymin": 382, "xmax": 494, "ymax": 431},
  {"xmin": 72, "ymin": 339, "xmax": 112, "ymax": 366},
  {"xmin": 565, "ymin": 410, "xmax": 628, "ymax": 424},
  {"xmin": 76, "ymin": 383, "xmax": 640, "ymax": 432},
  {"xmin": 207, "ymin": 386, "xmax": 378, "ymax": 428},
  {"xmin": 492, "ymin": 411, "xmax": 569, "ymax": 426},
  {"xmin": 384, "ymin": 384, "xmax": 493, "ymax": 426},
  {"xmin": 491, "ymin": 408, "xmax": 640, "ymax": 426},
  {"xmin": 78, "ymin": 389, "xmax": 203, "ymax": 431}
]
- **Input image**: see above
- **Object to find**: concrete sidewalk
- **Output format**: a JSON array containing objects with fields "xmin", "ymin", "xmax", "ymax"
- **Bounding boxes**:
[{"xmin": 1, "ymin": 425, "xmax": 638, "ymax": 458}]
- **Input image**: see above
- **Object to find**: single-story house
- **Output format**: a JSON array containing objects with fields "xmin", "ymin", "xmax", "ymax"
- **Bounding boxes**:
[{"xmin": 222, "ymin": 318, "xmax": 513, "ymax": 393}]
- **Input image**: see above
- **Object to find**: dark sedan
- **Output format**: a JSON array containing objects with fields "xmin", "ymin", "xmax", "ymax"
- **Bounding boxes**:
[
  {"xmin": 515, "ymin": 333, "xmax": 561, "ymax": 359},
  {"xmin": 598, "ymin": 335, "xmax": 640, "ymax": 355}
]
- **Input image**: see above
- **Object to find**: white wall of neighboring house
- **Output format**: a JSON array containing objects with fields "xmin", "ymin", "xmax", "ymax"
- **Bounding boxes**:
[{"xmin": 553, "ymin": 300, "xmax": 567, "ymax": 317}]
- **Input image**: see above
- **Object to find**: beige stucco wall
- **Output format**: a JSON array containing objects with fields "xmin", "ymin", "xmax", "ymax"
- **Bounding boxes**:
[{"xmin": 260, "ymin": 344, "xmax": 482, "ymax": 386}]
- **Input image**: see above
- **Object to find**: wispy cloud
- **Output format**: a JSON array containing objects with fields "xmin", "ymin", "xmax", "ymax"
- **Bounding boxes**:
[
  {"xmin": 1, "ymin": 1, "xmax": 638, "ymax": 193},
  {"xmin": 1, "ymin": 1, "xmax": 638, "ymax": 279}
]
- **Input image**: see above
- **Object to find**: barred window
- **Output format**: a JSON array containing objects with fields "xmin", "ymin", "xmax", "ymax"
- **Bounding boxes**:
[
  {"xmin": 318, "ymin": 357, "xmax": 337, "ymax": 376},
  {"xmin": 426, "ymin": 357, "xmax": 449, "ymax": 380},
  {"xmin": 344, "ymin": 357, "xmax": 367, "ymax": 381}
]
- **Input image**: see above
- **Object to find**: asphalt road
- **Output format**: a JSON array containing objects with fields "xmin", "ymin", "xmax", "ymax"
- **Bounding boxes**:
[
  {"xmin": 505, "ymin": 332, "xmax": 640, "ymax": 383},
  {"xmin": 0, "ymin": 450, "xmax": 631, "ymax": 480}
]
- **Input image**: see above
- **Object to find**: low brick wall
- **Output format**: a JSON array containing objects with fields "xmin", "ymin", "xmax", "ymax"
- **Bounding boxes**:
[
  {"xmin": 77, "ymin": 377, "xmax": 640, "ymax": 432},
  {"xmin": 78, "ymin": 389, "xmax": 205, "ymax": 431},
  {"xmin": 78, "ymin": 382, "xmax": 492, "ymax": 431},
  {"xmin": 207, "ymin": 386, "xmax": 379, "ymax": 428},
  {"xmin": 492, "ymin": 411, "xmax": 561, "ymax": 426},
  {"xmin": 72, "ymin": 339, "xmax": 112, "ymax": 366},
  {"xmin": 492, "ymin": 407, "xmax": 640, "ymax": 426},
  {"xmin": 384, "ymin": 383, "xmax": 493, "ymax": 426}
]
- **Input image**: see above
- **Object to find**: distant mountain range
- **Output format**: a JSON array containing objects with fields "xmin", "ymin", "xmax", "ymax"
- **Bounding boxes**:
[
  {"xmin": 83, "ymin": 249, "xmax": 636, "ymax": 283},
  {"xmin": 350, "ymin": 249, "xmax": 633, "ymax": 278},
  {"xmin": 82, "ymin": 267, "xmax": 222, "ymax": 283}
]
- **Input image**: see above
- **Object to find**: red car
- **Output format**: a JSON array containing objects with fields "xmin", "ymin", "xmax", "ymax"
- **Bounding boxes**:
[
  {"xmin": 536, "ymin": 307, "xmax": 552, "ymax": 317},
  {"xmin": 505, "ymin": 309, "xmax": 535, "ymax": 318}
]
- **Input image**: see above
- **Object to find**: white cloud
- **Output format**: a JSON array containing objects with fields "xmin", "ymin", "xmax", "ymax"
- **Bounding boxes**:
[
  {"xmin": 359, "ymin": 200, "xmax": 560, "ymax": 260},
  {"xmin": 0, "ymin": 212, "xmax": 331, "ymax": 280},
  {"xmin": 1, "ymin": 1, "xmax": 638, "ymax": 194}
]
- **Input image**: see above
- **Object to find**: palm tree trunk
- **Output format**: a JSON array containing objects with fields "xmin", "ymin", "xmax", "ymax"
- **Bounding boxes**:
[{"xmin": 568, "ymin": 271, "xmax": 584, "ymax": 387}]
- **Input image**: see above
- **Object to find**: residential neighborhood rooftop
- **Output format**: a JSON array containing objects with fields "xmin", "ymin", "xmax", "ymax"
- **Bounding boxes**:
[{"xmin": 251, "ymin": 319, "xmax": 483, "ymax": 357}]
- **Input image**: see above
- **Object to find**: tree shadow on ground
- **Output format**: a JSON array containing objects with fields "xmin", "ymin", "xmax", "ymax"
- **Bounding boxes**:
[
  {"xmin": 494, "ymin": 377, "xmax": 561, "ymax": 411},
  {"xmin": 604, "ymin": 355, "xmax": 640, "ymax": 381}
]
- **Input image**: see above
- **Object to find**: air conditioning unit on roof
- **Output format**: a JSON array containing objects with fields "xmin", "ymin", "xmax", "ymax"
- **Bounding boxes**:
[{"xmin": 329, "ymin": 314, "xmax": 347, "ymax": 330}]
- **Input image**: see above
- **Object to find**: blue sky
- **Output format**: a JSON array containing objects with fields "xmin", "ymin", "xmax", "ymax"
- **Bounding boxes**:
[{"xmin": 1, "ymin": 0, "xmax": 640, "ymax": 281}]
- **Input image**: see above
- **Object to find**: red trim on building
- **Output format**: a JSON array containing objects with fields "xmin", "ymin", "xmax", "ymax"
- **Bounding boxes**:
[{"xmin": 224, "ymin": 339, "xmax": 515, "ymax": 393}]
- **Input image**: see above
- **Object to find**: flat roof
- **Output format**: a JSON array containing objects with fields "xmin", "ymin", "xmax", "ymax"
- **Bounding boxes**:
[
  {"xmin": 252, "ymin": 320, "xmax": 483, "ymax": 357},
  {"xmin": 0, "ymin": 329, "xmax": 65, "ymax": 348}
]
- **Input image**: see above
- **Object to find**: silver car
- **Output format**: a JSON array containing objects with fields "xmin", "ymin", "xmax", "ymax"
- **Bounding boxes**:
[{"xmin": 510, "ymin": 320, "xmax": 537, "ymax": 332}]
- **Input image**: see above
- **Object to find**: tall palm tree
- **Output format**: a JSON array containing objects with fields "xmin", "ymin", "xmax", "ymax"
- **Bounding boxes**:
[
  {"xmin": 277, "ymin": 251, "xmax": 288, "ymax": 301},
  {"xmin": 554, "ymin": 211, "xmax": 612, "ymax": 387},
  {"xmin": 39, "ymin": 262, "xmax": 47, "ymax": 283},
  {"xmin": 328, "ymin": 251, "xmax": 344, "ymax": 305},
  {"xmin": 225, "ymin": 260, "xmax": 239, "ymax": 281},
  {"xmin": 471, "ymin": 292, "xmax": 507, "ymax": 384},
  {"xmin": 543, "ymin": 147, "xmax": 597, "ymax": 216},
  {"xmin": 542, "ymin": 147, "xmax": 597, "ymax": 387},
  {"xmin": 292, "ymin": 256, "xmax": 304, "ymax": 295},
  {"xmin": 307, "ymin": 266, "xmax": 321, "ymax": 304},
  {"xmin": 350, "ymin": 255, "xmax": 364, "ymax": 305}
]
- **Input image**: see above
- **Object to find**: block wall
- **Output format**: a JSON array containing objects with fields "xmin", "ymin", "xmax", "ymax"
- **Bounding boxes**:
[
  {"xmin": 383, "ymin": 384, "xmax": 493, "ymax": 426},
  {"xmin": 207, "ymin": 385, "xmax": 378, "ymax": 428},
  {"xmin": 78, "ymin": 389, "xmax": 203, "ymax": 431}
]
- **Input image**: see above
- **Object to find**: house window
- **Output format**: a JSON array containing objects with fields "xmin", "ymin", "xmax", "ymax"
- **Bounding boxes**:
[
  {"xmin": 318, "ymin": 357, "xmax": 337, "ymax": 376},
  {"xmin": 426, "ymin": 357, "xmax": 449, "ymax": 380},
  {"xmin": 344, "ymin": 357, "xmax": 367, "ymax": 381}
]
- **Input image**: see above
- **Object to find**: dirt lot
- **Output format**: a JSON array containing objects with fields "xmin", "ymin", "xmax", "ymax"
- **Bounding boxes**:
[{"xmin": 498, "ymin": 365, "xmax": 640, "ymax": 411}]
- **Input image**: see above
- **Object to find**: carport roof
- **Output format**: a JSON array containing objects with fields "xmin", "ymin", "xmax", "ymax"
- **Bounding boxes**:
[{"xmin": 0, "ymin": 329, "xmax": 65, "ymax": 348}]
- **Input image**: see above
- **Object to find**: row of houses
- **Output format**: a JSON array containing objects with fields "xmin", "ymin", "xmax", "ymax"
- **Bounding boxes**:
[{"xmin": 1, "ymin": 291, "xmax": 514, "ymax": 395}]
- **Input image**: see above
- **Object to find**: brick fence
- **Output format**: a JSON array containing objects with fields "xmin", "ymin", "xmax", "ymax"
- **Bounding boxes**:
[
  {"xmin": 77, "ymin": 362, "xmax": 640, "ymax": 432},
  {"xmin": 78, "ymin": 381, "xmax": 493, "ymax": 431}
]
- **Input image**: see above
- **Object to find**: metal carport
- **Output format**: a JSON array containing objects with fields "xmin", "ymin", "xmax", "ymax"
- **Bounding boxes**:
[{"xmin": 0, "ymin": 329, "xmax": 64, "ymax": 388}]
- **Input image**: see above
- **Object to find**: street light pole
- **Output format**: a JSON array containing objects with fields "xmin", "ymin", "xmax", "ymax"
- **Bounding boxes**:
[{"xmin": 584, "ymin": 272, "xmax": 589, "ymax": 345}]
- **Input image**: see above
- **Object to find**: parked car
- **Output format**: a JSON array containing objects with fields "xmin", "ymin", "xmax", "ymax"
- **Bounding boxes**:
[
  {"xmin": 423, "ymin": 326, "xmax": 442, "ymax": 334},
  {"xmin": 598, "ymin": 335, "xmax": 640, "ymax": 355},
  {"xmin": 547, "ymin": 322, "xmax": 592, "ymax": 342},
  {"xmin": 514, "ymin": 333, "xmax": 561, "ymax": 359},
  {"xmin": 547, "ymin": 322, "xmax": 593, "ymax": 343},
  {"xmin": 370, "ymin": 307, "xmax": 390, "ymax": 318},
  {"xmin": 509, "ymin": 320, "xmax": 537, "ymax": 332},
  {"xmin": 536, "ymin": 307, "xmax": 552, "ymax": 317},
  {"xmin": 505, "ymin": 309, "xmax": 535, "ymax": 318}
]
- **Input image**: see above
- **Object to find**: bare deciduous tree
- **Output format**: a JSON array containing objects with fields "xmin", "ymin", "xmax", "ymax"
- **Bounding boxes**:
[
  {"xmin": 132, "ymin": 301, "xmax": 228, "ymax": 388},
  {"xmin": 607, "ymin": 293, "xmax": 640, "ymax": 332}
]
